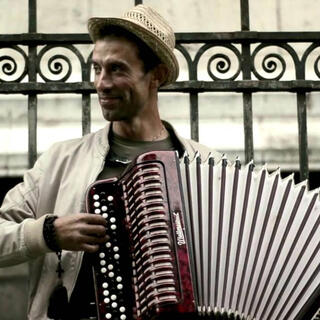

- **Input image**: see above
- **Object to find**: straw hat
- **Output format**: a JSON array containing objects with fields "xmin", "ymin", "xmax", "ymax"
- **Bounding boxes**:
[{"xmin": 88, "ymin": 5, "xmax": 179, "ymax": 85}]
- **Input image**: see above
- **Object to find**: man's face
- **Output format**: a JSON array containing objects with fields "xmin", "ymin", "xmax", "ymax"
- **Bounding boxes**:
[{"xmin": 92, "ymin": 36, "xmax": 153, "ymax": 122}]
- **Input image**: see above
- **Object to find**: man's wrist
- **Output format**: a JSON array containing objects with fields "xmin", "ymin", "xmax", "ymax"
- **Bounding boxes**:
[{"xmin": 43, "ymin": 215, "xmax": 61, "ymax": 252}]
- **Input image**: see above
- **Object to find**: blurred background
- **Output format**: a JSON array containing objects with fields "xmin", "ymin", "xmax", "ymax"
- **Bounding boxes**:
[{"xmin": 1, "ymin": 0, "xmax": 320, "ymax": 319}]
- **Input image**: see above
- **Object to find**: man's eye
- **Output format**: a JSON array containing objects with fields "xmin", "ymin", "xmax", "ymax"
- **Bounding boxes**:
[
  {"xmin": 111, "ymin": 64, "xmax": 122, "ymax": 72},
  {"xmin": 92, "ymin": 65, "xmax": 101, "ymax": 74}
]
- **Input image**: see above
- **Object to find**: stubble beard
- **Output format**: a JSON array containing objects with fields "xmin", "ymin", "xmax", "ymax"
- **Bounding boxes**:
[{"xmin": 100, "ymin": 102, "xmax": 140, "ymax": 123}]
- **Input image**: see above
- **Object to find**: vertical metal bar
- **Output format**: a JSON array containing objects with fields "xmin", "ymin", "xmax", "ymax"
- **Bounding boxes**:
[
  {"xmin": 28, "ymin": 96, "xmax": 38, "ymax": 167},
  {"xmin": 240, "ymin": 0, "xmax": 250, "ymax": 31},
  {"xmin": 81, "ymin": 69, "xmax": 91, "ymax": 134},
  {"xmin": 242, "ymin": 43, "xmax": 254, "ymax": 163},
  {"xmin": 240, "ymin": 0, "xmax": 254, "ymax": 163},
  {"xmin": 82, "ymin": 54, "xmax": 92, "ymax": 136},
  {"xmin": 297, "ymin": 92, "xmax": 309, "ymax": 181},
  {"xmin": 28, "ymin": 0, "xmax": 37, "ymax": 168},
  {"xmin": 243, "ymin": 92, "xmax": 254, "ymax": 162},
  {"xmin": 189, "ymin": 41, "xmax": 199, "ymax": 141},
  {"xmin": 295, "ymin": 42, "xmax": 309, "ymax": 182},
  {"xmin": 190, "ymin": 93, "xmax": 199, "ymax": 141},
  {"xmin": 82, "ymin": 94, "xmax": 91, "ymax": 135}
]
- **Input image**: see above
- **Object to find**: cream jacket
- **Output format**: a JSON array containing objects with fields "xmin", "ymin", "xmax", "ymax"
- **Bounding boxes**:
[{"xmin": 0, "ymin": 122, "xmax": 221, "ymax": 320}]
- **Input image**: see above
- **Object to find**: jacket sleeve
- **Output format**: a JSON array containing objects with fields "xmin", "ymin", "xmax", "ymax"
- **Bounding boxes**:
[{"xmin": 0, "ymin": 153, "xmax": 51, "ymax": 267}]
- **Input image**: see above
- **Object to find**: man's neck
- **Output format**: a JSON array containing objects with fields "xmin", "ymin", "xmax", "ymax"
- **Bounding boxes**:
[{"xmin": 112, "ymin": 118, "xmax": 169, "ymax": 142}]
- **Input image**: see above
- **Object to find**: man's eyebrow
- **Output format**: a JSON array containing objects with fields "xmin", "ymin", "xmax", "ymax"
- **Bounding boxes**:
[
  {"xmin": 91, "ymin": 57, "xmax": 129, "ymax": 67},
  {"xmin": 106, "ymin": 58, "xmax": 129, "ymax": 67}
]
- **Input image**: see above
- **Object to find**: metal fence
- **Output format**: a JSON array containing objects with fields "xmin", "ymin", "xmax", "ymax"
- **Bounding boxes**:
[{"xmin": 1, "ymin": 0, "xmax": 320, "ymax": 182}]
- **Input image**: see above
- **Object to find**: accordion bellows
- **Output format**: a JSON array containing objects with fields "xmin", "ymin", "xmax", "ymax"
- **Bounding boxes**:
[{"xmin": 86, "ymin": 151, "xmax": 320, "ymax": 320}]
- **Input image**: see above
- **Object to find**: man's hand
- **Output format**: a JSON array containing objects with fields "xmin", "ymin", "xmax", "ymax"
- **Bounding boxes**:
[{"xmin": 53, "ymin": 213, "xmax": 108, "ymax": 253}]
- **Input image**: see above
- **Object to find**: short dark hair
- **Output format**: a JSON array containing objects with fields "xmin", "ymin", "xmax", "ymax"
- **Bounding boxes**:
[{"xmin": 96, "ymin": 26, "xmax": 161, "ymax": 73}]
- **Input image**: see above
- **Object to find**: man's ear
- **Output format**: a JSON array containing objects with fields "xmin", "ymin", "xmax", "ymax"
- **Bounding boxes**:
[{"xmin": 150, "ymin": 64, "xmax": 168, "ymax": 88}]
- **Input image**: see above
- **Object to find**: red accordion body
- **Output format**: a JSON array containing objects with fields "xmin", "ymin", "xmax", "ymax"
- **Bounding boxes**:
[{"xmin": 86, "ymin": 151, "xmax": 196, "ymax": 320}]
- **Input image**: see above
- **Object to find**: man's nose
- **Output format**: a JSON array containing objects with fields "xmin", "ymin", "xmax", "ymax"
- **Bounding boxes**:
[{"xmin": 95, "ymin": 71, "xmax": 113, "ymax": 91}]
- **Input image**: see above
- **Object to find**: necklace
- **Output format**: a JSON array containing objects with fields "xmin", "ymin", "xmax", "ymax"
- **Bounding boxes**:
[{"xmin": 151, "ymin": 125, "xmax": 168, "ymax": 141}]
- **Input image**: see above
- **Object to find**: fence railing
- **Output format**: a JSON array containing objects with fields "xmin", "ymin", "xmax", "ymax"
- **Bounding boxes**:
[{"xmin": 1, "ymin": 0, "xmax": 320, "ymax": 182}]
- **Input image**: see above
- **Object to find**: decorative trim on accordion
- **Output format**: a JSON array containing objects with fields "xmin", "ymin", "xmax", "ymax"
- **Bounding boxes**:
[{"xmin": 86, "ymin": 150, "xmax": 320, "ymax": 320}]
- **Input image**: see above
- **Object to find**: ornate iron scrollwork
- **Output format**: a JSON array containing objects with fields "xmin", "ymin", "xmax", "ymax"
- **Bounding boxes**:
[
  {"xmin": 207, "ymin": 53, "xmax": 233, "ymax": 80},
  {"xmin": 37, "ymin": 44, "xmax": 86, "ymax": 82},
  {"xmin": 175, "ymin": 44, "xmax": 193, "ymax": 79},
  {"xmin": 0, "ymin": 45, "xmax": 28, "ymax": 82},
  {"xmin": 251, "ymin": 43, "xmax": 300, "ymax": 80},
  {"xmin": 176, "ymin": 43, "xmax": 241, "ymax": 81},
  {"xmin": 301, "ymin": 43, "xmax": 320, "ymax": 79},
  {"xmin": 196, "ymin": 44, "xmax": 241, "ymax": 81}
]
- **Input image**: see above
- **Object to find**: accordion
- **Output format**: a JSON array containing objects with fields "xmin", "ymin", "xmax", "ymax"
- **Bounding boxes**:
[{"xmin": 86, "ymin": 150, "xmax": 320, "ymax": 320}]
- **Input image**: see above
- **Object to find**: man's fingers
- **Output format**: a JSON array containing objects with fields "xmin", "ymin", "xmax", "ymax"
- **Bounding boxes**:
[
  {"xmin": 80, "ymin": 234, "xmax": 109, "ymax": 245},
  {"xmin": 80, "ymin": 224, "xmax": 107, "ymax": 237},
  {"xmin": 82, "ymin": 243, "xmax": 100, "ymax": 253},
  {"xmin": 80, "ymin": 213, "xmax": 107, "ymax": 226},
  {"xmin": 53, "ymin": 213, "xmax": 110, "ymax": 251}
]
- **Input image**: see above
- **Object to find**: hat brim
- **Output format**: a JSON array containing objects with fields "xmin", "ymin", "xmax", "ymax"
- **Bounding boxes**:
[{"xmin": 88, "ymin": 17, "xmax": 179, "ymax": 85}]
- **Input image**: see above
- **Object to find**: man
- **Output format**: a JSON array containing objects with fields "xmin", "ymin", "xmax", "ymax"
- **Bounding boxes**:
[{"xmin": 0, "ymin": 5, "xmax": 220, "ymax": 320}]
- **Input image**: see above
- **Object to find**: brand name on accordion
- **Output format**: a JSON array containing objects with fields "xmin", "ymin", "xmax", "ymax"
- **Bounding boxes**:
[{"xmin": 172, "ymin": 211, "xmax": 186, "ymax": 246}]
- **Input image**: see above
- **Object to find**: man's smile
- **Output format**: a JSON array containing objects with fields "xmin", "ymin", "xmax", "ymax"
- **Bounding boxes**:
[{"xmin": 98, "ymin": 95, "xmax": 121, "ymax": 106}]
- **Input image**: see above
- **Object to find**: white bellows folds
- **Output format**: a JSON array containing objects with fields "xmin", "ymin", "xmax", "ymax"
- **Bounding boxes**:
[{"xmin": 180, "ymin": 153, "xmax": 320, "ymax": 320}]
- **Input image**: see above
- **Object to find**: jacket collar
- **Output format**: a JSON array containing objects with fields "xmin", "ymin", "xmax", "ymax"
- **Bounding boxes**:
[
  {"xmin": 95, "ymin": 122, "xmax": 112, "ymax": 159},
  {"xmin": 95, "ymin": 120, "xmax": 187, "ymax": 159}
]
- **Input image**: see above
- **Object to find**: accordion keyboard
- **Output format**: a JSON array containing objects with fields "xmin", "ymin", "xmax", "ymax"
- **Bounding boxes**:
[{"xmin": 88, "ymin": 181, "xmax": 134, "ymax": 320}]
